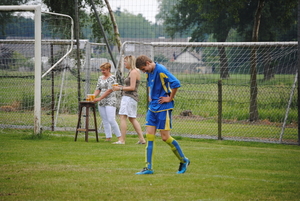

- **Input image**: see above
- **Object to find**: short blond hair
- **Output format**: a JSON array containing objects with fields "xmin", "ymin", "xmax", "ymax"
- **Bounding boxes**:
[{"xmin": 100, "ymin": 62, "xmax": 111, "ymax": 71}]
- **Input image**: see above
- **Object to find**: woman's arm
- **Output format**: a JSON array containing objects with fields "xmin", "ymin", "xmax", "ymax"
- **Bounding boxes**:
[
  {"xmin": 113, "ymin": 69, "xmax": 139, "ymax": 92},
  {"xmin": 94, "ymin": 89, "xmax": 100, "ymax": 97},
  {"xmin": 93, "ymin": 89, "xmax": 113, "ymax": 102}
]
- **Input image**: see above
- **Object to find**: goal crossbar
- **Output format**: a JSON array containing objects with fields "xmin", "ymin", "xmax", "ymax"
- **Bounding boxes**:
[{"xmin": 121, "ymin": 41, "xmax": 297, "ymax": 48}]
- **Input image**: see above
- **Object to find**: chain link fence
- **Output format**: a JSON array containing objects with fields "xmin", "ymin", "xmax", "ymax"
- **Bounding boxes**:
[
  {"xmin": 0, "ymin": 9, "xmax": 298, "ymax": 144},
  {"xmin": 0, "ymin": 40, "xmax": 298, "ymax": 144}
]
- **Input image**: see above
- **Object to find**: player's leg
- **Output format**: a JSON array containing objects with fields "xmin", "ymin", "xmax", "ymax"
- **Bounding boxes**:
[
  {"xmin": 145, "ymin": 126, "xmax": 156, "ymax": 168},
  {"xmin": 136, "ymin": 111, "xmax": 156, "ymax": 175},
  {"xmin": 162, "ymin": 131, "xmax": 186, "ymax": 163},
  {"xmin": 161, "ymin": 133, "xmax": 190, "ymax": 174},
  {"xmin": 159, "ymin": 110, "xmax": 190, "ymax": 174},
  {"xmin": 136, "ymin": 127, "xmax": 156, "ymax": 175}
]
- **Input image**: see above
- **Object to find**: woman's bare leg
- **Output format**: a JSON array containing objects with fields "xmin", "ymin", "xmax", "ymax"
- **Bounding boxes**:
[{"xmin": 129, "ymin": 117, "xmax": 146, "ymax": 143}]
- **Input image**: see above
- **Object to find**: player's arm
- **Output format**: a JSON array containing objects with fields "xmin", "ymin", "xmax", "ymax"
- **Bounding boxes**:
[
  {"xmin": 169, "ymin": 87, "xmax": 178, "ymax": 100},
  {"xmin": 148, "ymin": 87, "xmax": 151, "ymax": 102},
  {"xmin": 159, "ymin": 70, "xmax": 180, "ymax": 104},
  {"xmin": 159, "ymin": 87, "xmax": 179, "ymax": 104}
]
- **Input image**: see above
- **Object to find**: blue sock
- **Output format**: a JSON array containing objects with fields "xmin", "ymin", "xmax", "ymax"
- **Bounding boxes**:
[
  {"xmin": 145, "ymin": 134, "xmax": 155, "ymax": 170},
  {"xmin": 165, "ymin": 136, "xmax": 186, "ymax": 163}
]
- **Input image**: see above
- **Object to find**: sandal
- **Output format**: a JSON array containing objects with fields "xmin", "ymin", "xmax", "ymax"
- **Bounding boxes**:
[
  {"xmin": 136, "ymin": 141, "xmax": 146, "ymax": 144},
  {"xmin": 112, "ymin": 141, "xmax": 125, "ymax": 144}
]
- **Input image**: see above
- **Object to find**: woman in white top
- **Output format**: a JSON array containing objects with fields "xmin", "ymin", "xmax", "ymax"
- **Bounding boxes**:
[{"xmin": 94, "ymin": 62, "xmax": 121, "ymax": 142}]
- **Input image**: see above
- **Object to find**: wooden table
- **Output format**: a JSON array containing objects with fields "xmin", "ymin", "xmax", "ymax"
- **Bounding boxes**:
[{"xmin": 75, "ymin": 101, "xmax": 99, "ymax": 142}]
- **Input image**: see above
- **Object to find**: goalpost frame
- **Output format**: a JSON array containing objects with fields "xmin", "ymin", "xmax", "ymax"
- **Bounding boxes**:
[{"xmin": 0, "ymin": 5, "xmax": 42, "ymax": 134}]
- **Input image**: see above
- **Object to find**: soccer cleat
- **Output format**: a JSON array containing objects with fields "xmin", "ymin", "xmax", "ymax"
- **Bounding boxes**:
[
  {"xmin": 177, "ymin": 158, "xmax": 190, "ymax": 174},
  {"xmin": 135, "ymin": 167, "xmax": 154, "ymax": 175}
]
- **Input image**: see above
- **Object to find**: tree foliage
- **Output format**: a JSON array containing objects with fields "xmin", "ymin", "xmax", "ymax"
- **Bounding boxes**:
[
  {"xmin": 0, "ymin": 0, "xmax": 31, "ymax": 38},
  {"xmin": 158, "ymin": 0, "xmax": 297, "ymax": 42},
  {"xmin": 114, "ymin": 10, "xmax": 155, "ymax": 38},
  {"xmin": 237, "ymin": 0, "xmax": 297, "ymax": 41},
  {"xmin": 157, "ymin": 0, "xmax": 297, "ymax": 121},
  {"xmin": 42, "ymin": 0, "xmax": 114, "ymax": 43}
]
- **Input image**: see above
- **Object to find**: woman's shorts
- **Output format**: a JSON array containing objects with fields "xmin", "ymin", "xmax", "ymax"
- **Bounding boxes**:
[{"xmin": 118, "ymin": 96, "xmax": 138, "ymax": 118}]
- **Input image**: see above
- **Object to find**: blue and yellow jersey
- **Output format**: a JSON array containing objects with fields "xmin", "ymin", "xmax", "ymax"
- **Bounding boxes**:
[{"xmin": 147, "ymin": 63, "xmax": 181, "ymax": 112}]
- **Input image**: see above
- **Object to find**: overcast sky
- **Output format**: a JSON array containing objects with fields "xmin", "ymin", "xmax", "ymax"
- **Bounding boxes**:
[
  {"xmin": 109, "ymin": 0, "xmax": 159, "ymax": 23},
  {"xmin": 26, "ymin": 0, "xmax": 159, "ymax": 23}
]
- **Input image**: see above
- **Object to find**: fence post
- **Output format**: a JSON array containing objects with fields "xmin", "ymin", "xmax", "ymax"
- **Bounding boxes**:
[{"xmin": 218, "ymin": 80, "xmax": 222, "ymax": 140}]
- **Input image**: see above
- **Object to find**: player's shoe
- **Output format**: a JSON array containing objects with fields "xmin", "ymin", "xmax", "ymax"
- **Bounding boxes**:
[
  {"xmin": 135, "ymin": 167, "xmax": 154, "ymax": 175},
  {"xmin": 177, "ymin": 158, "xmax": 190, "ymax": 174}
]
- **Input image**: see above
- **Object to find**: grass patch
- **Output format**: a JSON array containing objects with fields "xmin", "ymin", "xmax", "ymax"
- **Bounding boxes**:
[{"xmin": 0, "ymin": 128, "xmax": 300, "ymax": 200}]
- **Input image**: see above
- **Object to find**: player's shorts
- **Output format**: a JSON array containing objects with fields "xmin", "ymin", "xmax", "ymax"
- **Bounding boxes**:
[
  {"xmin": 146, "ymin": 109, "xmax": 172, "ymax": 130},
  {"xmin": 118, "ymin": 96, "xmax": 138, "ymax": 118}
]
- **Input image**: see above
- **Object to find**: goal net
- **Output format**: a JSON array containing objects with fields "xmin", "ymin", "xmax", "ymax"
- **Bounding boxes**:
[
  {"xmin": 0, "ymin": 6, "xmax": 71, "ymax": 133},
  {"xmin": 119, "ymin": 41, "xmax": 298, "ymax": 143},
  {"xmin": 0, "ymin": 5, "xmax": 114, "ymax": 136}
]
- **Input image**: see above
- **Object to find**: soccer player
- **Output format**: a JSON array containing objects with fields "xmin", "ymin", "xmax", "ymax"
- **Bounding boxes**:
[{"xmin": 135, "ymin": 55, "xmax": 190, "ymax": 174}]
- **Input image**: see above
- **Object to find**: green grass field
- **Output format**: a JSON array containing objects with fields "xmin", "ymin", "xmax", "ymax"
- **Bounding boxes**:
[{"xmin": 0, "ymin": 128, "xmax": 299, "ymax": 200}]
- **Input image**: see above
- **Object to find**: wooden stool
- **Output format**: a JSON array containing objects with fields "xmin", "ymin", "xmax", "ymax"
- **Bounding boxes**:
[{"xmin": 75, "ymin": 101, "xmax": 99, "ymax": 142}]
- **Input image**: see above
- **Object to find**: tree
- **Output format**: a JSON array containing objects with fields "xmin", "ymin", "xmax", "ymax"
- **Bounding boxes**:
[
  {"xmin": 115, "ymin": 10, "xmax": 155, "ymax": 38},
  {"xmin": 249, "ymin": 0, "xmax": 265, "ymax": 121},
  {"xmin": 157, "ymin": 0, "xmax": 297, "ymax": 79},
  {"xmin": 237, "ymin": 0, "xmax": 297, "ymax": 42},
  {"xmin": 157, "ymin": 0, "xmax": 246, "ymax": 78},
  {"xmin": 42, "ymin": 0, "xmax": 115, "ymax": 44},
  {"xmin": 104, "ymin": 0, "xmax": 121, "ymax": 52},
  {"xmin": 0, "ymin": 0, "xmax": 30, "ymax": 38},
  {"xmin": 157, "ymin": 0, "xmax": 297, "ymax": 123},
  {"xmin": 235, "ymin": 0, "xmax": 297, "ymax": 121}
]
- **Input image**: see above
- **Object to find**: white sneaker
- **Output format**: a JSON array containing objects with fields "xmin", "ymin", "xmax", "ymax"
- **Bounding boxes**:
[{"xmin": 112, "ymin": 141, "xmax": 125, "ymax": 144}]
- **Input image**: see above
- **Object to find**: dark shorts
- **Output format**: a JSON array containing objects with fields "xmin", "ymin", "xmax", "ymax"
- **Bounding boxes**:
[{"xmin": 145, "ymin": 109, "xmax": 172, "ymax": 130}]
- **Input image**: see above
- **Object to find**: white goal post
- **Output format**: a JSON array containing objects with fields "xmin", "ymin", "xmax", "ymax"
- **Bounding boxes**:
[
  {"xmin": 0, "ymin": 5, "xmax": 42, "ymax": 134},
  {"xmin": 0, "ymin": 5, "xmax": 74, "ymax": 134}
]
